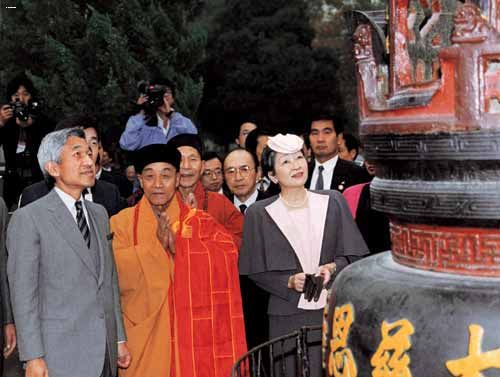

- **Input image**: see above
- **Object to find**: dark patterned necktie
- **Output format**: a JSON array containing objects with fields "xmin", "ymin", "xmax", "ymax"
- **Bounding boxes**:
[
  {"xmin": 315, "ymin": 165, "xmax": 325, "ymax": 190},
  {"xmin": 239, "ymin": 204, "xmax": 247, "ymax": 214},
  {"xmin": 75, "ymin": 200, "xmax": 91, "ymax": 248}
]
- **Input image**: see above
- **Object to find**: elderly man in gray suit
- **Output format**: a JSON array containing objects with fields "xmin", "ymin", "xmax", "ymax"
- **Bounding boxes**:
[{"xmin": 6, "ymin": 128, "xmax": 131, "ymax": 377}]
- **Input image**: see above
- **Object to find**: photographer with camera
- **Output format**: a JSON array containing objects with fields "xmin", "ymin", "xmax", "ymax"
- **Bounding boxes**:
[
  {"xmin": 119, "ymin": 78, "xmax": 197, "ymax": 151},
  {"xmin": 0, "ymin": 74, "xmax": 53, "ymax": 209}
]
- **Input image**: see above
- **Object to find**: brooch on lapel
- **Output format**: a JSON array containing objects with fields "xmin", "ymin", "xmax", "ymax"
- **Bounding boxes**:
[{"xmin": 338, "ymin": 180, "xmax": 346, "ymax": 191}]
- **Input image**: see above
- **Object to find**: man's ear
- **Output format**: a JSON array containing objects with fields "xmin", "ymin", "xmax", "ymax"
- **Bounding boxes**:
[
  {"xmin": 44, "ymin": 161, "xmax": 60, "ymax": 179},
  {"xmin": 137, "ymin": 174, "xmax": 144, "ymax": 189},
  {"xmin": 235, "ymin": 138, "xmax": 240, "ymax": 147}
]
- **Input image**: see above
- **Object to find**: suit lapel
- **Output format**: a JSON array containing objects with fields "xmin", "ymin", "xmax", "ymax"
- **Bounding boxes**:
[
  {"xmin": 265, "ymin": 199, "xmax": 305, "ymax": 270},
  {"xmin": 46, "ymin": 191, "xmax": 98, "ymax": 281},
  {"xmin": 331, "ymin": 159, "xmax": 348, "ymax": 191},
  {"xmin": 86, "ymin": 203, "xmax": 105, "ymax": 287}
]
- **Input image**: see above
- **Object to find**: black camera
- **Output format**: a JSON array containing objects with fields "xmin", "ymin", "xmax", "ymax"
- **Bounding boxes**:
[
  {"xmin": 9, "ymin": 98, "xmax": 41, "ymax": 122},
  {"xmin": 137, "ymin": 81, "xmax": 168, "ymax": 110}
]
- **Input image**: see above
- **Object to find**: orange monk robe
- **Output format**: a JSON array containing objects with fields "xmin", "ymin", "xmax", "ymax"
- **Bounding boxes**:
[
  {"xmin": 111, "ymin": 194, "xmax": 247, "ymax": 377},
  {"xmin": 110, "ymin": 195, "xmax": 178, "ymax": 377},
  {"xmin": 193, "ymin": 182, "xmax": 244, "ymax": 246}
]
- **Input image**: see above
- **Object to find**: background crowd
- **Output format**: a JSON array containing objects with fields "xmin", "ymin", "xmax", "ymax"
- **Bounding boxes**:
[{"xmin": 0, "ymin": 72, "xmax": 391, "ymax": 377}]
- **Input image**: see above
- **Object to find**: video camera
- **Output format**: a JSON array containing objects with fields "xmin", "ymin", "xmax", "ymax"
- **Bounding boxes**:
[
  {"xmin": 9, "ymin": 98, "xmax": 41, "ymax": 122},
  {"xmin": 137, "ymin": 81, "xmax": 170, "ymax": 110}
]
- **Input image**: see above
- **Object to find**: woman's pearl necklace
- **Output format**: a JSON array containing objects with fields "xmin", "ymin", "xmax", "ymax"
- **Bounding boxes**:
[{"xmin": 280, "ymin": 190, "xmax": 308, "ymax": 208}]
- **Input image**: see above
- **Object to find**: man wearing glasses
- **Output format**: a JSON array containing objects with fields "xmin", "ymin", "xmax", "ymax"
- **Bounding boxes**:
[
  {"xmin": 223, "ymin": 148, "xmax": 268, "ymax": 215},
  {"xmin": 201, "ymin": 152, "xmax": 225, "ymax": 194}
]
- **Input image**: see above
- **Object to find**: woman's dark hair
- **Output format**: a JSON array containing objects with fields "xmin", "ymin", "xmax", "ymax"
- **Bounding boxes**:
[
  {"xmin": 261, "ymin": 146, "xmax": 306, "ymax": 179},
  {"xmin": 144, "ymin": 77, "xmax": 176, "ymax": 127},
  {"xmin": 6, "ymin": 73, "xmax": 37, "ymax": 101},
  {"xmin": 261, "ymin": 146, "xmax": 276, "ymax": 177}
]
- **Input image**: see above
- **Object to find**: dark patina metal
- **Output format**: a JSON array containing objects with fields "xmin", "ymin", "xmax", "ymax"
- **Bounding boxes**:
[{"xmin": 324, "ymin": 0, "xmax": 500, "ymax": 376}]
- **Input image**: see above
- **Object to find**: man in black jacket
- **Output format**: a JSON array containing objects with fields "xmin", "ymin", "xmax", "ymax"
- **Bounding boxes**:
[
  {"xmin": 305, "ymin": 116, "xmax": 370, "ymax": 192},
  {"xmin": 0, "ymin": 74, "xmax": 53, "ymax": 209}
]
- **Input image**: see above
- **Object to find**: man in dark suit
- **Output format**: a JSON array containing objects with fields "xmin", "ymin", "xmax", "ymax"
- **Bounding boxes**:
[
  {"xmin": 20, "ymin": 178, "xmax": 123, "ymax": 217},
  {"xmin": 19, "ymin": 115, "xmax": 125, "ymax": 216},
  {"xmin": 223, "ymin": 148, "xmax": 268, "ymax": 213},
  {"xmin": 223, "ymin": 147, "xmax": 269, "ymax": 350},
  {"xmin": 305, "ymin": 116, "xmax": 370, "ymax": 193},
  {"xmin": 7, "ymin": 128, "xmax": 131, "ymax": 377}
]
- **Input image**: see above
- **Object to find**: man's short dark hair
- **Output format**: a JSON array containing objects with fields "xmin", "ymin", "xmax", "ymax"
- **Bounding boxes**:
[
  {"xmin": 224, "ymin": 148, "xmax": 259, "ymax": 171},
  {"xmin": 343, "ymin": 133, "xmax": 361, "ymax": 153},
  {"xmin": 55, "ymin": 114, "xmax": 101, "ymax": 142},
  {"xmin": 6, "ymin": 73, "xmax": 37, "ymax": 101},
  {"xmin": 306, "ymin": 115, "xmax": 343, "ymax": 135},
  {"xmin": 202, "ymin": 151, "xmax": 223, "ymax": 164},
  {"xmin": 245, "ymin": 128, "xmax": 273, "ymax": 157}
]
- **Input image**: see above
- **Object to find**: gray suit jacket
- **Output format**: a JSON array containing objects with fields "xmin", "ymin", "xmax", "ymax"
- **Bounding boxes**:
[{"xmin": 6, "ymin": 190, "xmax": 126, "ymax": 377}]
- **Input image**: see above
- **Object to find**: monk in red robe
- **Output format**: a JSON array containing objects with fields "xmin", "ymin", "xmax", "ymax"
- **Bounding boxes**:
[
  {"xmin": 167, "ymin": 134, "xmax": 244, "ymax": 246},
  {"xmin": 110, "ymin": 144, "xmax": 246, "ymax": 377}
]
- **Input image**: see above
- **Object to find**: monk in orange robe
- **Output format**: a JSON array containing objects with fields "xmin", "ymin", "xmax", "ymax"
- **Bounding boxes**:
[
  {"xmin": 167, "ymin": 134, "xmax": 244, "ymax": 246},
  {"xmin": 110, "ymin": 144, "xmax": 246, "ymax": 377}
]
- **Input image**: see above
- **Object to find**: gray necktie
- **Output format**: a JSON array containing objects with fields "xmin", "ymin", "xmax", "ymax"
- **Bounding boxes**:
[
  {"xmin": 75, "ymin": 201, "xmax": 91, "ymax": 248},
  {"xmin": 315, "ymin": 165, "xmax": 325, "ymax": 190}
]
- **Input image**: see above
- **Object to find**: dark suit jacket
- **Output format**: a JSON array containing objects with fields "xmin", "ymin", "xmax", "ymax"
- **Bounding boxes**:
[
  {"xmin": 306, "ymin": 158, "xmax": 371, "ymax": 193},
  {"xmin": 226, "ymin": 188, "xmax": 270, "ymax": 348},
  {"xmin": 99, "ymin": 170, "xmax": 133, "ymax": 198},
  {"xmin": 20, "ymin": 179, "xmax": 125, "ymax": 216},
  {"xmin": 225, "ymin": 189, "xmax": 270, "ymax": 207}
]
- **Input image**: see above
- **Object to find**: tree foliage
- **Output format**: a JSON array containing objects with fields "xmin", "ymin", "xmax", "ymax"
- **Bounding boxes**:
[
  {"xmin": 0, "ymin": 0, "xmax": 206, "ymax": 132},
  {"xmin": 200, "ymin": 0, "xmax": 344, "ymax": 142}
]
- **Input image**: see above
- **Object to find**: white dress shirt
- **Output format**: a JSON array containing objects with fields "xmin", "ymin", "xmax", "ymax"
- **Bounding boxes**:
[
  {"xmin": 54, "ymin": 186, "xmax": 89, "ymax": 225},
  {"xmin": 157, "ymin": 114, "xmax": 170, "ymax": 136},
  {"xmin": 234, "ymin": 188, "xmax": 259, "ymax": 211},
  {"xmin": 309, "ymin": 155, "xmax": 338, "ymax": 190}
]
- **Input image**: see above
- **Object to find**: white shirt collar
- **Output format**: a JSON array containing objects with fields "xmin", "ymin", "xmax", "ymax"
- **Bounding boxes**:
[
  {"xmin": 234, "ymin": 187, "xmax": 259, "ymax": 209},
  {"xmin": 54, "ymin": 186, "xmax": 88, "ymax": 224},
  {"xmin": 314, "ymin": 155, "xmax": 338, "ymax": 172},
  {"xmin": 95, "ymin": 168, "xmax": 102, "ymax": 180},
  {"xmin": 157, "ymin": 114, "xmax": 170, "ymax": 136}
]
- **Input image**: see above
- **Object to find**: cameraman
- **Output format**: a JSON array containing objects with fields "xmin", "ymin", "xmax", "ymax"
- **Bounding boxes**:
[
  {"xmin": 0, "ymin": 74, "xmax": 53, "ymax": 209},
  {"xmin": 119, "ymin": 78, "xmax": 197, "ymax": 151}
]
